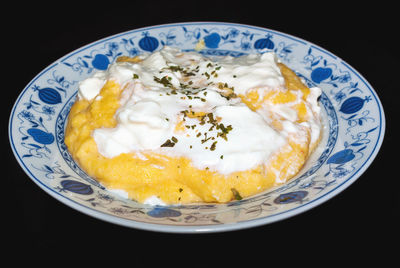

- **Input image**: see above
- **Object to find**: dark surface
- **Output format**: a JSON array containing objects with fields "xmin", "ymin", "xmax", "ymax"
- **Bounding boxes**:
[{"xmin": 4, "ymin": 2, "xmax": 398, "ymax": 267}]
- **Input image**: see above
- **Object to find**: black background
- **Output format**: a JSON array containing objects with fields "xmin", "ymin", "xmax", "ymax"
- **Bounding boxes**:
[{"xmin": 4, "ymin": 1, "xmax": 398, "ymax": 267}]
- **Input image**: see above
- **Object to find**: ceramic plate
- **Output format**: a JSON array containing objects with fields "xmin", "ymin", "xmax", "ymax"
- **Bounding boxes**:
[{"xmin": 9, "ymin": 22, "xmax": 385, "ymax": 233}]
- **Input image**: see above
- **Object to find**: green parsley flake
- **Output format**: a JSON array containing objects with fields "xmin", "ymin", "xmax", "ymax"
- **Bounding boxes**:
[
  {"xmin": 210, "ymin": 141, "xmax": 217, "ymax": 151},
  {"xmin": 160, "ymin": 139, "xmax": 175, "ymax": 147},
  {"xmin": 154, "ymin": 75, "xmax": 175, "ymax": 89},
  {"xmin": 231, "ymin": 188, "xmax": 243, "ymax": 200}
]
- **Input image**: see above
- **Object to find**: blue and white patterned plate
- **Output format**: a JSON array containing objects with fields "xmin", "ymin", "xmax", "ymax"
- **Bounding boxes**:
[{"xmin": 9, "ymin": 22, "xmax": 385, "ymax": 233}]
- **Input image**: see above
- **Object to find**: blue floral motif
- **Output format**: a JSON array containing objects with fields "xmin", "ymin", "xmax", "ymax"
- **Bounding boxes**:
[
  {"xmin": 274, "ymin": 191, "xmax": 308, "ymax": 204},
  {"xmin": 27, "ymin": 128, "xmax": 54, "ymax": 145},
  {"xmin": 18, "ymin": 106, "xmax": 55, "ymax": 159},
  {"xmin": 254, "ymin": 34, "xmax": 275, "ymax": 50},
  {"xmin": 339, "ymin": 96, "xmax": 372, "ymax": 114},
  {"xmin": 342, "ymin": 111, "xmax": 375, "ymax": 133},
  {"xmin": 63, "ymin": 42, "xmax": 122, "ymax": 74},
  {"xmin": 31, "ymin": 161, "xmax": 70, "ymax": 180},
  {"xmin": 58, "ymin": 179, "xmax": 94, "ymax": 195},
  {"xmin": 331, "ymin": 82, "xmax": 363, "ymax": 104},
  {"xmin": 311, "ymin": 66, "xmax": 333, "ymax": 84},
  {"xmin": 91, "ymin": 54, "xmax": 110, "ymax": 70},
  {"xmin": 327, "ymin": 149, "xmax": 356, "ymax": 165},
  {"xmin": 204, "ymin": 32, "xmax": 221, "ymax": 48},
  {"xmin": 138, "ymin": 31, "xmax": 159, "ymax": 52},
  {"xmin": 33, "ymin": 86, "xmax": 62, "ymax": 105},
  {"xmin": 194, "ymin": 49, "xmax": 247, "ymax": 57},
  {"xmin": 325, "ymin": 127, "xmax": 378, "ymax": 178},
  {"xmin": 234, "ymin": 30, "xmax": 255, "ymax": 51},
  {"xmin": 147, "ymin": 207, "xmax": 182, "ymax": 218},
  {"xmin": 299, "ymin": 176, "xmax": 336, "ymax": 194},
  {"xmin": 303, "ymin": 48, "xmax": 351, "ymax": 86},
  {"xmin": 41, "ymin": 105, "xmax": 56, "ymax": 118},
  {"xmin": 24, "ymin": 96, "xmax": 54, "ymax": 120},
  {"xmin": 159, "ymin": 29, "xmax": 182, "ymax": 47},
  {"xmin": 324, "ymin": 78, "xmax": 377, "ymax": 179},
  {"xmin": 46, "ymin": 70, "xmax": 75, "ymax": 96},
  {"xmin": 16, "ymin": 82, "xmax": 68, "ymax": 159},
  {"xmin": 121, "ymin": 37, "xmax": 139, "ymax": 57},
  {"xmin": 179, "ymin": 26, "xmax": 294, "ymax": 58},
  {"xmin": 182, "ymin": 26, "xmax": 201, "ymax": 42}
]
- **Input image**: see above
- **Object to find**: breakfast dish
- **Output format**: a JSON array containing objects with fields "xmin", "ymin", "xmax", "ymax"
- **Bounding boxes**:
[
  {"xmin": 65, "ymin": 46, "xmax": 322, "ymax": 205},
  {"xmin": 9, "ymin": 22, "xmax": 384, "ymax": 232}
]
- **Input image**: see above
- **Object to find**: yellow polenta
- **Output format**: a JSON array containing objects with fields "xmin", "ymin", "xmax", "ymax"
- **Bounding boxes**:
[{"xmin": 65, "ymin": 55, "xmax": 319, "ymax": 205}]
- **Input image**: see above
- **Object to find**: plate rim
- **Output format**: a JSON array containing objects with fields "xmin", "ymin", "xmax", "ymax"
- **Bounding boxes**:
[{"xmin": 8, "ymin": 21, "xmax": 386, "ymax": 233}]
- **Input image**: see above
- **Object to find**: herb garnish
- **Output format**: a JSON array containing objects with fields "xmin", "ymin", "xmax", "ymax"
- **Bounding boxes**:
[
  {"xmin": 231, "ymin": 188, "xmax": 243, "ymax": 200},
  {"xmin": 160, "ymin": 136, "xmax": 178, "ymax": 147},
  {"xmin": 166, "ymin": 65, "xmax": 183, "ymax": 72},
  {"xmin": 152, "ymin": 61, "xmax": 237, "ymax": 152},
  {"xmin": 154, "ymin": 75, "xmax": 175, "ymax": 89},
  {"xmin": 179, "ymin": 110, "xmax": 233, "ymax": 151},
  {"xmin": 216, "ymin": 123, "xmax": 233, "ymax": 141},
  {"xmin": 160, "ymin": 139, "xmax": 175, "ymax": 147},
  {"xmin": 210, "ymin": 141, "xmax": 217, "ymax": 151}
]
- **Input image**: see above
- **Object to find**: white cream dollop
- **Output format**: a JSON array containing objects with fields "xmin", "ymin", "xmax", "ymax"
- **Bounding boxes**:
[
  {"xmin": 210, "ymin": 52, "xmax": 285, "ymax": 95},
  {"xmin": 143, "ymin": 195, "xmax": 167, "ymax": 206},
  {"xmin": 77, "ymin": 72, "xmax": 106, "ymax": 100}
]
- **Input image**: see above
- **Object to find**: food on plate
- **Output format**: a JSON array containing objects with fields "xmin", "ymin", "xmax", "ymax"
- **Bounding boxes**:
[{"xmin": 65, "ymin": 46, "xmax": 322, "ymax": 205}]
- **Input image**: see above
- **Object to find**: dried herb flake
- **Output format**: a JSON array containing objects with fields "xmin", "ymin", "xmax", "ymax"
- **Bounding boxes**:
[{"xmin": 231, "ymin": 188, "xmax": 243, "ymax": 200}]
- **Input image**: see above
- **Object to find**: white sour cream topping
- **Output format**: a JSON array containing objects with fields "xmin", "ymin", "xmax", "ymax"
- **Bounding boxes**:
[
  {"xmin": 78, "ymin": 46, "xmax": 321, "ymax": 175},
  {"xmin": 143, "ymin": 195, "xmax": 167, "ymax": 206}
]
